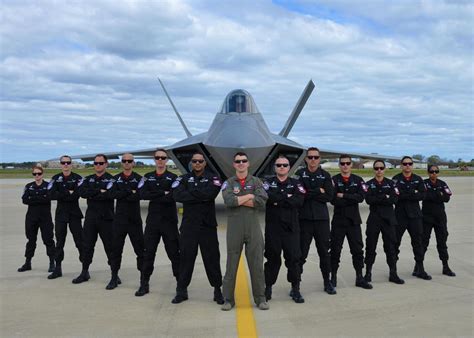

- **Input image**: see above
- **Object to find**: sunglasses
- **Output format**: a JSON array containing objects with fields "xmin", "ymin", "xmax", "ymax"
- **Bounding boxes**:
[
  {"xmin": 275, "ymin": 163, "xmax": 289, "ymax": 168},
  {"xmin": 154, "ymin": 156, "xmax": 167, "ymax": 160},
  {"xmin": 93, "ymin": 162, "xmax": 105, "ymax": 166},
  {"xmin": 60, "ymin": 161, "xmax": 71, "ymax": 165},
  {"xmin": 307, "ymin": 156, "xmax": 320, "ymax": 160},
  {"xmin": 234, "ymin": 159, "xmax": 248, "ymax": 164},
  {"xmin": 339, "ymin": 161, "xmax": 351, "ymax": 166},
  {"xmin": 121, "ymin": 159, "xmax": 133, "ymax": 163},
  {"xmin": 374, "ymin": 167, "xmax": 385, "ymax": 171},
  {"xmin": 191, "ymin": 159, "xmax": 205, "ymax": 164},
  {"xmin": 429, "ymin": 170, "xmax": 439, "ymax": 174},
  {"xmin": 402, "ymin": 162, "xmax": 413, "ymax": 166},
  {"xmin": 32, "ymin": 172, "xmax": 43, "ymax": 176}
]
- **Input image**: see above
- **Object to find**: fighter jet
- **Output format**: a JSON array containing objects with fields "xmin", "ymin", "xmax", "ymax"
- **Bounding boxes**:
[{"xmin": 73, "ymin": 79, "xmax": 399, "ymax": 179}]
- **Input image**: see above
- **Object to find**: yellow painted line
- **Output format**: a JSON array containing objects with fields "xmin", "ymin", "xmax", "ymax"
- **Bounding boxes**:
[{"xmin": 235, "ymin": 255, "xmax": 258, "ymax": 338}]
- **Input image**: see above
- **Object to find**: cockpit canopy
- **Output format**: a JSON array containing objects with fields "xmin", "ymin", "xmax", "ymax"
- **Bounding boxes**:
[{"xmin": 220, "ymin": 89, "xmax": 259, "ymax": 114}]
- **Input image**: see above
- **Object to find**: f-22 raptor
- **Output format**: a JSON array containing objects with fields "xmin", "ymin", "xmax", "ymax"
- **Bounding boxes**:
[{"xmin": 74, "ymin": 79, "xmax": 398, "ymax": 179}]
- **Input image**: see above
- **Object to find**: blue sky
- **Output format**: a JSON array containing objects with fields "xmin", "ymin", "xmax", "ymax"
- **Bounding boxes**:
[{"xmin": 0, "ymin": 0, "xmax": 472, "ymax": 162}]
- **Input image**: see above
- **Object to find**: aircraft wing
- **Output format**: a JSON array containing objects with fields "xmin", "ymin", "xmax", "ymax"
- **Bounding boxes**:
[
  {"xmin": 64, "ymin": 148, "xmax": 160, "ymax": 162},
  {"xmin": 318, "ymin": 148, "xmax": 402, "ymax": 162}
]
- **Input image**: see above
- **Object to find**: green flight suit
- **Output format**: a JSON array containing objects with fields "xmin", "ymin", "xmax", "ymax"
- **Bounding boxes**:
[{"xmin": 222, "ymin": 175, "xmax": 268, "ymax": 305}]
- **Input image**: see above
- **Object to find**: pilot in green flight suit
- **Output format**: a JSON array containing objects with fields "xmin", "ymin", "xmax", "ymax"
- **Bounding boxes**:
[{"xmin": 221, "ymin": 152, "xmax": 269, "ymax": 311}]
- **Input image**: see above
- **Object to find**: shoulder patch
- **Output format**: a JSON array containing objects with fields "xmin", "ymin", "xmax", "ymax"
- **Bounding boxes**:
[
  {"xmin": 137, "ymin": 177, "xmax": 146, "ymax": 189},
  {"xmin": 47, "ymin": 180, "xmax": 54, "ymax": 190},
  {"xmin": 106, "ymin": 181, "xmax": 114, "ymax": 190},
  {"xmin": 394, "ymin": 187, "xmax": 400, "ymax": 195},
  {"xmin": 297, "ymin": 183, "xmax": 306, "ymax": 194},
  {"xmin": 262, "ymin": 181, "xmax": 269, "ymax": 191},
  {"xmin": 221, "ymin": 181, "xmax": 228, "ymax": 191},
  {"xmin": 444, "ymin": 187, "xmax": 452, "ymax": 195},
  {"xmin": 213, "ymin": 178, "xmax": 222, "ymax": 187},
  {"xmin": 361, "ymin": 182, "xmax": 368, "ymax": 192},
  {"xmin": 78, "ymin": 178, "xmax": 84, "ymax": 187},
  {"xmin": 171, "ymin": 180, "xmax": 180, "ymax": 189}
]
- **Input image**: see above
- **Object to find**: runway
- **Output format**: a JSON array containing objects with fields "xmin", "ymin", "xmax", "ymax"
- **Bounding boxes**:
[{"xmin": 1, "ymin": 177, "xmax": 473, "ymax": 337}]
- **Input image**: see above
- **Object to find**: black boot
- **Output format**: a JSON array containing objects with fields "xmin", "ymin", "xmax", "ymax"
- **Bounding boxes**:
[
  {"xmin": 48, "ymin": 258, "xmax": 55, "ymax": 273},
  {"xmin": 388, "ymin": 267, "xmax": 405, "ymax": 284},
  {"xmin": 18, "ymin": 258, "xmax": 32, "ymax": 272},
  {"xmin": 289, "ymin": 282, "xmax": 305, "ymax": 303},
  {"xmin": 330, "ymin": 269, "xmax": 338, "ymax": 288},
  {"xmin": 106, "ymin": 272, "xmax": 119, "ymax": 290},
  {"xmin": 355, "ymin": 271, "xmax": 373, "ymax": 289},
  {"xmin": 264, "ymin": 285, "xmax": 272, "ymax": 301},
  {"xmin": 414, "ymin": 262, "xmax": 432, "ymax": 280},
  {"xmin": 442, "ymin": 260, "xmax": 456, "ymax": 277},
  {"xmin": 364, "ymin": 264, "xmax": 372, "ymax": 283},
  {"xmin": 72, "ymin": 270, "xmax": 90, "ymax": 284},
  {"xmin": 135, "ymin": 277, "xmax": 150, "ymax": 297},
  {"xmin": 323, "ymin": 279, "xmax": 337, "ymax": 295},
  {"xmin": 213, "ymin": 287, "xmax": 224, "ymax": 305},
  {"xmin": 171, "ymin": 288, "xmax": 189, "ymax": 304},
  {"xmin": 412, "ymin": 262, "xmax": 419, "ymax": 276},
  {"xmin": 48, "ymin": 262, "xmax": 62, "ymax": 279}
]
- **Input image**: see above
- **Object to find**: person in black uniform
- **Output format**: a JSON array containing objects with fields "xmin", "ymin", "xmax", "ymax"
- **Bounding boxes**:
[
  {"xmin": 72, "ymin": 154, "xmax": 115, "ymax": 284},
  {"xmin": 295, "ymin": 147, "xmax": 336, "ymax": 295},
  {"xmin": 422, "ymin": 165, "xmax": 455, "ymax": 277},
  {"xmin": 18, "ymin": 165, "xmax": 55, "ymax": 273},
  {"xmin": 171, "ymin": 151, "xmax": 224, "ymax": 305},
  {"xmin": 263, "ymin": 155, "xmax": 305, "ymax": 303},
  {"xmin": 330, "ymin": 154, "xmax": 372, "ymax": 289},
  {"xmin": 364, "ymin": 160, "xmax": 404, "ymax": 284},
  {"xmin": 106, "ymin": 153, "xmax": 144, "ymax": 290},
  {"xmin": 392, "ymin": 156, "xmax": 431, "ymax": 280},
  {"xmin": 135, "ymin": 149, "xmax": 180, "ymax": 297},
  {"xmin": 47, "ymin": 155, "xmax": 83, "ymax": 279}
]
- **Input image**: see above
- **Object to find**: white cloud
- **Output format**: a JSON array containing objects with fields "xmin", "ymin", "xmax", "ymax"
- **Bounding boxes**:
[{"xmin": 0, "ymin": 0, "xmax": 472, "ymax": 162}]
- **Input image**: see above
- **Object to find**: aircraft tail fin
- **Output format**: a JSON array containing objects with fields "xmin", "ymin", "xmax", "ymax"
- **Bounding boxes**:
[
  {"xmin": 279, "ymin": 79, "xmax": 315, "ymax": 137},
  {"xmin": 158, "ymin": 78, "xmax": 193, "ymax": 137}
]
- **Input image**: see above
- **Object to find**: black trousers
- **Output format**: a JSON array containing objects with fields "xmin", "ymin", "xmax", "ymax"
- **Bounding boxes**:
[
  {"xmin": 299, "ymin": 219, "xmax": 331, "ymax": 281},
  {"xmin": 54, "ymin": 217, "xmax": 83, "ymax": 263},
  {"xmin": 330, "ymin": 218, "xmax": 364, "ymax": 272},
  {"xmin": 141, "ymin": 220, "xmax": 180, "ymax": 280},
  {"xmin": 177, "ymin": 226, "xmax": 222, "ymax": 291},
  {"xmin": 110, "ymin": 215, "xmax": 144, "ymax": 273},
  {"xmin": 422, "ymin": 220, "xmax": 449, "ymax": 262},
  {"xmin": 364, "ymin": 217, "xmax": 397, "ymax": 268},
  {"xmin": 24, "ymin": 213, "xmax": 55, "ymax": 259},
  {"xmin": 264, "ymin": 226, "xmax": 301, "ymax": 286},
  {"xmin": 395, "ymin": 216, "xmax": 425, "ymax": 263},
  {"xmin": 81, "ymin": 215, "xmax": 113, "ymax": 269}
]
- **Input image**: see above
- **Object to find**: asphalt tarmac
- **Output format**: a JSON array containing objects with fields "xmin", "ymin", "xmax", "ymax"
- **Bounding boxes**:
[{"xmin": 1, "ymin": 177, "xmax": 473, "ymax": 337}]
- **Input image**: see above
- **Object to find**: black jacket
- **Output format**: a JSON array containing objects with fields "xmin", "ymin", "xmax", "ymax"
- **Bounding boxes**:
[
  {"xmin": 295, "ymin": 167, "xmax": 334, "ymax": 221},
  {"xmin": 392, "ymin": 173, "xmax": 426, "ymax": 219},
  {"xmin": 48, "ymin": 172, "xmax": 83, "ymax": 221},
  {"xmin": 139, "ymin": 170, "xmax": 178, "ymax": 224},
  {"xmin": 22, "ymin": 181, "xmax": 51, "ymax": 216},
  {"xmin": 79, "ymin": 172, "xmax": 115, "ymax": 220},
  {"xmin": 172, "ymin": 171, "xmax": 221, "ymax": 229},
  {"xmin": 422, "ymin": 178, "xmax": 451, "ymax": 224},
  {"xmin": 112, "ymin": 171, "xmax": 142, "ymax": 218},
  {"xmin": 264, "ymin": 176, "xmax": 305, "ymax": 232},
  {"xmin": 365, "ymin": 177, "xmax": 398, "ymax": 226},
  {"xmin": 331, "ymin": 174, "xmax": 367, "ymax": 224}
]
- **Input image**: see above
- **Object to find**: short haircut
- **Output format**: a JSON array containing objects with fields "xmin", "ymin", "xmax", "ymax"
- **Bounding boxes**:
[
  {"xmin": 401, "ymin": 156, "xmax": 412, "ymax": 163},
  {"xmin": 154, "ymin": 148, "xmax": 168, "ymax": 156},
  {"xmin": 233, "ymin": 151, "xmax": 248, "ymax": 160},
  {"xmin": 275, "ymin": 154, "xmax": 289, "ymax": 163},
  {"xmin": 32, "ymin": 164, "xmax": 43, "ymax": 173},
  {"xmin": 60, "ymin": 155, "xmax": 71, "ymax": 161},
  {"xmin": 339, "ymin": 154, "xmax": 352, "ymax": 161},
  {"xmin": 192, "ymin": 150, "xmax": 205, "ymax": 158},
  {"xmin": 121, "ymin": 153, "xmax": 134, "ymax": 159},
  {"xmin": 373, "ymin": 159, "xmax": 385, "ymax": 168},
  {"xmin": 306, "ymin": 147, "xmax": 320, "ymax": 154},
  {"xmin": 427, "ymin": 164, "xmax": 439, "ymax": 172},
  {"xmin": 94, "ymin": 154, "xmax": 108, "ymax": 162}
]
